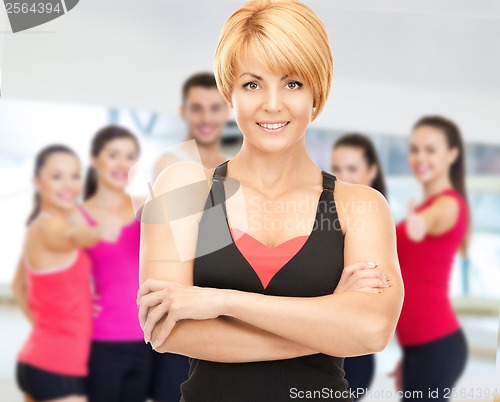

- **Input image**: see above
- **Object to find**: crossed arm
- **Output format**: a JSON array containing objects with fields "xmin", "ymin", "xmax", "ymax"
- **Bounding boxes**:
[{"xmin": 138, "ymin": 168, "xmax": 404, "ymax": 363}]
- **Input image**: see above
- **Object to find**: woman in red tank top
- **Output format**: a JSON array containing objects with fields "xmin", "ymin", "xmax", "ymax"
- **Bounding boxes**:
[
  {"xmin": 391, "ymin": 116, "xmax": 470, "ymax": 401},
  {"xmin": 11, "ymin": 145, "xmax": 120, "ymax": 402}
]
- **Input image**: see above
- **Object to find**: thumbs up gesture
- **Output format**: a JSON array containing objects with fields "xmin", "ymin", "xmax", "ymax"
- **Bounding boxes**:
[
  {"xmin": 405, "ymin": 200, "xmax": 426, "ymax": 242},
  {"xmin": 97, "ymin": 215, "xmax": 123, "ymax": 243}
]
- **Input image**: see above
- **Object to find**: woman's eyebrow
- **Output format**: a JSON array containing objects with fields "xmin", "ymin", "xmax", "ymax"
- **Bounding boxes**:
[{"xmin": 239, "ymin": 72, "xmax": 289, "ymax": 81}]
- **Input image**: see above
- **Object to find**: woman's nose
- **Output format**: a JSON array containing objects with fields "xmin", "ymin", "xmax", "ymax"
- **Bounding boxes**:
[{"xmin": 262, "ymin": 89, "xmax": 283, "ymax": 113}]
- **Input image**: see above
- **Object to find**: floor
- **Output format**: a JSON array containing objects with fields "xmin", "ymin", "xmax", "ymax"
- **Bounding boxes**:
[{"xmin": 1, "ymin": 304, "xmax": 498, "ymax": 402}]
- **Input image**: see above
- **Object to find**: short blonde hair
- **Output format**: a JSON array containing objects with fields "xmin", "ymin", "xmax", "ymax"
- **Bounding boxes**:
[{"xmin": 214, "ymin": 0, "xmax": 333, "ymax": 121}]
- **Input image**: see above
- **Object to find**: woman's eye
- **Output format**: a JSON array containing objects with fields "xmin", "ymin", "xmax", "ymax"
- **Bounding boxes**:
[
  {"xmin": 243, "ymin": 82, "xmax": 259, "ymax": 91},
  {"xmin": 286, "ymin": 81, "xmax": 303, "ymax": 90}
]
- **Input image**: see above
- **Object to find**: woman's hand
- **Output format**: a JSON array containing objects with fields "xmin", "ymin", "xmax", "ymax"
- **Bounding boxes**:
[
  {"xmin": 333, "ymin": 261, "xmax": 391, "ymax": 294},
  {"xmin": 405, "ymin": 200, "xmax": 426, "ymax": 242},
  {"xmin": 137, "ymin": 279, "xmax": 225, "ymax": 349},
  {"xmin": 96, "ymin": 215, "xmax": 122, "ymax": 243}
]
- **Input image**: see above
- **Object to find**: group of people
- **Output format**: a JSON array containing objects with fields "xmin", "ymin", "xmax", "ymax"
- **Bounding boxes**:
[
  {"xmin": 11, "ymin": 72, "xmax": 226, "ymax": 402},
  {"xmin": 11, "ymin": 1, "xmax": 470, "ymax": 401}
]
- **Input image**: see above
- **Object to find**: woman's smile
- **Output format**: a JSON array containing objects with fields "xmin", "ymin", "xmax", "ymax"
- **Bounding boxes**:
[{"xmin": 256, "ymin": 121, "xmax": 290, "ymax": 133}]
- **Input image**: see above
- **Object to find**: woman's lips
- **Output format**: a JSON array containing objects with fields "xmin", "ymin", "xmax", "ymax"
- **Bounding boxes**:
[
  {"xmin": 256, "ymin": 121, "xmax": 290, "ymax": 134},
  {"xmin": 111, "ymin": 171, "xmax": 128, "ymax": 180},
  {"xmin": 57, "ymin": 192, "xmax": 77, "ymax": 201}
]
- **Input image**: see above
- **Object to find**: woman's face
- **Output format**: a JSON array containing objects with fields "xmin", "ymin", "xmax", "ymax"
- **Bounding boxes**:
[
  {"xmin": 408, "ymin": 125, "xmax": 458, "ymax": 184},
  {"xmin": 35, "ymin": 152, "xmax": 82, "ymax": 211},
  {"xmin": 230, "ymin": 48, "xmax": 315, "ymax": 154},
  {"xmin": 331, "ymin": 146, "xmax": 377, "ymax": 186},
  {"xmin": 92, "ymin": 138, "xmax": 139, "ymax": 191}
]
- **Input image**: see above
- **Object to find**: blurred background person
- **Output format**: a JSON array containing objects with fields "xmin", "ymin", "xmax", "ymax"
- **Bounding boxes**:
[
  {"xmin": 391, "ymin": 116, "xmax": 470, "ymax": 401},
  {"xmin": 12, "ymin": 145, "xmax": 119, "ymax": 402},
  {"xmin": 331, "ymin": 133, "xmax": 387, "ymax": 197},
  {"xmin": 330, "ymin": 133, "xmax": 387, "ymax": 399},
  {"xmin": 153, "ymin": 72, "xmax": 229, "ymax": 180},
  {"xmin": 148, "ymin": 72, "xmax": 230, "ymax": 402},
  {"xmin": 78, "ymin": 126, "xmax": 150, "ymax": 402}
]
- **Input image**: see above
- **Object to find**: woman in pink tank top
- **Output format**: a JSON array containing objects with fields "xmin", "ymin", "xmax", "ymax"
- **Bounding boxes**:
[
  {"xmin": 12, "ymin": 145, "xmax": 120, "ymax": 402},
  {"xmin": 80, "ymin": 126, "xmax": 155, "ymax": 402},
  {"xmin": 391, "ymin": 116, "xmax": 470, "ymax": 402}
]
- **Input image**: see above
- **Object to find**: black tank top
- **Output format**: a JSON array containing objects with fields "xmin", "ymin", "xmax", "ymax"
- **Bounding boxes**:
[{"xmin": 180, "ymin": 160, "xmax": 351, "ymax": 402}]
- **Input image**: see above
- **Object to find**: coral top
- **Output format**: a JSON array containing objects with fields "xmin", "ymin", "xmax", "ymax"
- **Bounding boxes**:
[
  {"xmin": 395, "ymin": 189, "xmax": 468, "ymax": 346},
  {"xmin": 17, "ymin": 249, "xmax": 93, "ymax": 376},
  {"xmin": 230, "ymin": 227, "xmax": 309, "ymax": 289},
  {"xmin": 78, "ymin": 206, "xmax": 143, "ymax": 341}
]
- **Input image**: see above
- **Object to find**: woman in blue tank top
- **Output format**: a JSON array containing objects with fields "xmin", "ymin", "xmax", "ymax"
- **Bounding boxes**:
[{"xmin": 138, "ymin": 1, "xmax": 404, "ymax": 401}]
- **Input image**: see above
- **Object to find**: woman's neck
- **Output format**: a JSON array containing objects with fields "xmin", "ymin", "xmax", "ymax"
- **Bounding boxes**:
[
  {"xmin": 231, "ymin": 139, "xmax": 318, "ymax": 190},
  {"xmin": 422, "ymin": 174, "xmax": 454, "ymax": 201},
  {"xmin": 89, "ymin": 182, "xmax": 129, "ymax": 211},
  {"xmin": 39, "ymin": 202, "xmax": 73, "ymax": 221}
]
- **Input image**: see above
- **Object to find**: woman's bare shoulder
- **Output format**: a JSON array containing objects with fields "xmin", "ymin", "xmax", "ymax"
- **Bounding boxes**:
[
  {"xmin": 27, "ymin": 212, "xmax": 71, "ymax": 250},
  {"xmin": 152, "ymin": 161, "xmax": 213, "ymax": 194},
  {"xmin": 333, "ymin": 180, "xmax": 391, "ymax": 226},
  {"xmin": 334, "ymin": 180, "xmax": 387, "ymax": 204}
]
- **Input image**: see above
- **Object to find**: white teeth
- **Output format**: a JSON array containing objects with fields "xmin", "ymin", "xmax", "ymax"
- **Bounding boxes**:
[{"xmin": 259, "ymin": 122, "xmax": 287, "ymax": 129}]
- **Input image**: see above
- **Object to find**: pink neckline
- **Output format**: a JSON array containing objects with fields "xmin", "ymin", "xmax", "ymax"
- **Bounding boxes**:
[
  {"xmin": 229, "ymin": 227, "xmax": 310, "ymax": 288},
  {"xmin": 229, "ymin": 228, "xmax": 309, "ymax": 249},
  {"xmin": 420, "ymin": 188, "xmax": 457, "ymax": 208},
  {"xmin": 24, "ymin": 249, "xmax": 81, "ymax": 275},
  {"xmin": 78, "ymin": 205, "xmax": 138, "ymax": 228}
]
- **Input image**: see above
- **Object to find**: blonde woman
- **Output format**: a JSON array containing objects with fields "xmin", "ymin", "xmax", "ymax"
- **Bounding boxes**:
[{"xmin": 138, "ymin": 1, "xmax": 404, "ymax": 401}]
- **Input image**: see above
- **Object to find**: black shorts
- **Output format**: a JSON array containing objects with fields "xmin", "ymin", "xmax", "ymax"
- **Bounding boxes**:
[
  {"xmin": 16, "ymin": 361, "xmax": 86, "ymax": 400},
  {"xmin": 86, "ymin": 340, "xmax": 152, "ymax": 402},
  {"xmin": 403, "ymin": 328, "xmax": 468, "ymax": 402},
  {"xmin": 149, "ymin": 350, "xmax": 190, "ymax": 402}
]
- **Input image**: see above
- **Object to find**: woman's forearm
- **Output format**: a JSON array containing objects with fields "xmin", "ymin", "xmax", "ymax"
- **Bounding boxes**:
[
  {"xmin": 66, "ymin": 225, "xmax": 100, "ymax": 248},
  {"xmin": 153, "ymin": 314, "xmax": 318, "ymax": 362},
  {"xmin": 220, "ymin": 287, "xmax": 401, "ymax": 357}
]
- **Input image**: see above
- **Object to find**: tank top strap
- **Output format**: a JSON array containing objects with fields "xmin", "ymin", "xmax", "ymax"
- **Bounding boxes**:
[
  {"xmin": 321, "ymin": 170, "xmax": 337, "ymax": 192},
  {"xmin": 204, "ymin": 160, "xmax": 230, "ymax": 211},
  {"xmin": 77, "ymin": 205, "xmax": 97, "ymax": 226},
  {"xmin": 212, "ymin": 160, "xmax": 229, "ymax": 182},
  {"xmin": 208, "ymin": 162, "xmax": 337, "ymax": 207}
]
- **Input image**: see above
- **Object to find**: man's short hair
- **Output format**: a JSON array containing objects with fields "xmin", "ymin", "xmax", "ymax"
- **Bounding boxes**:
[{"xmin": 182, "ymin": 72, "xmax": 218, "ymax": 103}]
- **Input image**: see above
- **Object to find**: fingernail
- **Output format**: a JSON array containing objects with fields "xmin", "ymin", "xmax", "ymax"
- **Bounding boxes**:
[{"xmin": 367, "ymin": 261, "xmax": 378, "ymax": 267}]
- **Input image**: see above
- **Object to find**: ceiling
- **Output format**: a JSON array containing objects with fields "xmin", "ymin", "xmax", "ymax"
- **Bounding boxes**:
[{"xmin": 1, "ymin": 0, "xmax": 499, "ymax": 141}]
